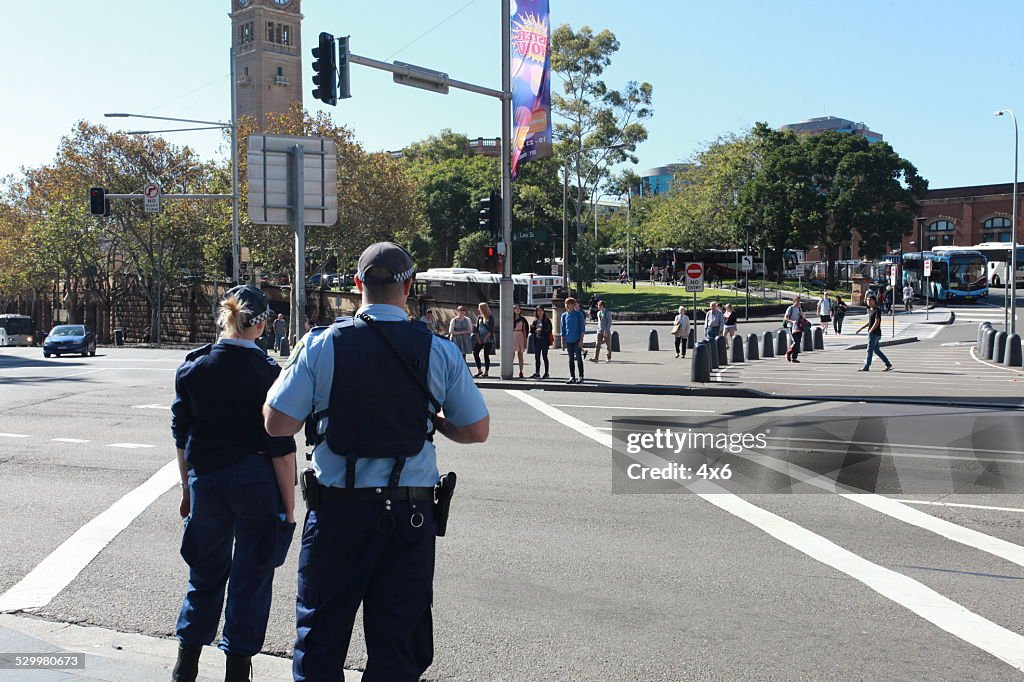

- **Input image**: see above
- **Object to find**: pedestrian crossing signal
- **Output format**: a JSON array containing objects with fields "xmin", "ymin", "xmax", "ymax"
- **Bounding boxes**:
[{"xmin": 485, "ymin": 245, "xmax": 497, "ymax": 259}]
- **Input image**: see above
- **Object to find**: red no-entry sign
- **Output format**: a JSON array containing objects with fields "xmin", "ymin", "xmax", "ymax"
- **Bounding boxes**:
[{"xmin": 684, "ymin": 262, "xmax": 704, "ymax": 292}]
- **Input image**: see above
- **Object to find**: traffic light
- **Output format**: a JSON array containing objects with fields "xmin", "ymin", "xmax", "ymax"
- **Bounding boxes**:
[
  {"xmin": 485, "ymin": 245, "xmax": 497, "ymax": 259},
  {"xmin": 478, "ymin": 191, "xmax": 501, "ymax": 240},
  {"xmin": 311, "ymin": 32, "xmax": 337, "ymax": 105},
  {"xmin": 88, "ymin": 187, "xmax": 110, "ymax": 217},
  {"xmin": 338, "ymin": 35, "xmax": 351, "ymax": 100},
  {"xmin": 224, "ymin": 252, "xmax": 234, "ymax": 280}
]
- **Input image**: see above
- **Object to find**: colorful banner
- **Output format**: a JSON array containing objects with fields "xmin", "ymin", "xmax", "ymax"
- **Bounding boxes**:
[{"xmin": 510, "ymin": 0, "xmax": 552, "ymax": 179}]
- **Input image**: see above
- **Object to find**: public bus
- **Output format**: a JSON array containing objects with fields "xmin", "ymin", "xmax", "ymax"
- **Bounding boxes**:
[
  {"xmin": 902, "ymin": 250, "xmax": 988, "ymax": 303},
  {"xmin": 0, "ymin": 314, "xmax": 34, "ymax": 346},
  {"xmin": 934, "ymin": 243, "xmax": 1024, "ymax": 289},
  {"xmin": 414, "ymin": 269, "xmax": 563, "ymax": 307}
]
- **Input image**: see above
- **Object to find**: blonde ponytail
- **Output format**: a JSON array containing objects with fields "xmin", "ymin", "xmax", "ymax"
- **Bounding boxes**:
[{"xmin": 217, "ymin": 295, "xmax": 251, "ymax": 338}]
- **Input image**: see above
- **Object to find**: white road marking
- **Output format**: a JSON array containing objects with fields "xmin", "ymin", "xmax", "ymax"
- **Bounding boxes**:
[
  {"xmin": 551, "ymin": 404, "xmax": 715, "ymax": 413},
  {"xmin": 893, "ymin": 500, "xmax": 1024, "ymax": 514},
  {"xmin": 60, "ymin": 368, "xmax": 105, "ymax": 378},
  {"xmin": 969, "ymin": 346, "xmax": 1024, "ymax": 374},
  {"xmin": 0, "ymin": 433, "xmax": 29, "ymax": 438},
  {"xmin": 0, "ymin": 459, "xmax": 179, "ymax": 612},
  {"xmin": 508, "ymin": 390, "xmax": 1024, "ymax": 672},
  {"xmin": 107, "ymin": 443, "xmax": 156, "ymax": 449},
  {"xmin": 51, "ymin": 438, "xmax": 89, "ymax": 444},
  {"xmin": 132, "ymin": 404, "xmax": 171, "ymax": 410},
  {"xmin": 767, "ymin": 436, "xmax": 1024, "ymax": 459}
]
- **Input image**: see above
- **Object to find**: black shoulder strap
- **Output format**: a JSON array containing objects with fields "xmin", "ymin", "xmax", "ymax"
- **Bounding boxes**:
[{"xmin": 357, "ymin": 313, "xmax": 442, "ymax": 415}]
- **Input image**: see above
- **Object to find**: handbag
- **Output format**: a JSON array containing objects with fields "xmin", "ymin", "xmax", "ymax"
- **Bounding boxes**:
[
  {"xmin": 670, "ymin": 322, "xmax": 681, "ymax": 336},
  {"xmin": 798, "ymin": 316, "xmax": 810, "ymax": 332}
]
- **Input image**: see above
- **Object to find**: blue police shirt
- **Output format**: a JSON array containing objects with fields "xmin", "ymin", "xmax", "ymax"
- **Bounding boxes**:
[{"xmin": 265, "ymin": 304, "xmax": 489, "ymax": 488}]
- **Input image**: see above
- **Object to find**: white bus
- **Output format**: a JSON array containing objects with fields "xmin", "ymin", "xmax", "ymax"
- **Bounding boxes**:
[
  {"xmin": 414, "ymin": 268, "xmax": 563, "ymax": 307},
  {"xmin": 934, "ymin": 243, "xmax": 1024, "ymax": 288},
  {"xmin": 0, "ymin": 314, "xmax": 34, "ymax": 346}
]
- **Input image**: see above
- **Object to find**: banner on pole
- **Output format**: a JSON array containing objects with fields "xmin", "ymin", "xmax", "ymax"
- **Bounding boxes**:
[{"xmin": 510, "ymin": 0, "xmax": 552, "ymax": 179}]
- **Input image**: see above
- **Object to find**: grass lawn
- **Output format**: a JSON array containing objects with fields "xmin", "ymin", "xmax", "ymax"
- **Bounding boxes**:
[{"xmin": 587, "ymin": 283, "xmax": 786, "ymax": 314}]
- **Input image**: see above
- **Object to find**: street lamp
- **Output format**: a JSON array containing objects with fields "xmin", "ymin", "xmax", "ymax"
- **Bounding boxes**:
[
  {"xmin": 995, "ymin": 109, "xmax": 1018, "ymax": 335},
  {"xmin": 105, "ymin": 110, "xmax": 241, "ymax": 286},
  {"xmin": 562, "ymin": 144, "xmax": 626, "ymax": 291},
  {"xmin": 593, "ymin": 192, "xmax": 618, "ymax": 281}
]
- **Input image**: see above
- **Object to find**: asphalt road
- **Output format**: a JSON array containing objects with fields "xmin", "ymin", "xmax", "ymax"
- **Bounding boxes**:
[{"xmin": 1, "ymin": 343, "xmax": 1023, "ymax": 680}]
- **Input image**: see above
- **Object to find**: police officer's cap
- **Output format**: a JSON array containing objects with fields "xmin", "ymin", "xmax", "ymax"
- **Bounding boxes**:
[
  {"xmin": 225, "ymin": 284, "xmax": 272, "ymax": 327},
  {"xmin": 357, "ymin": 242, "xmax": 415, "ymax": 285}
]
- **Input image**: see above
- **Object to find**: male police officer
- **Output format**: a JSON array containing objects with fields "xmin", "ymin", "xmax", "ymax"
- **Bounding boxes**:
[{"xmin": 263, "ymin": 242, "xmax": 489, "ymax": 682}]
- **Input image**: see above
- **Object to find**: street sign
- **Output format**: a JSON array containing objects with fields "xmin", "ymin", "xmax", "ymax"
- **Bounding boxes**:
[
  {"xmin": 740, "ymin": 255, "xmax": 753, "ymax": 272},
  {"xmin": 551, "ymin": 264, "xmax": 559, "ymax": 276},
  {"xmin": 247, "ymin": 135, "xmax": 338, "ymax": 226},
  {"xmin": 890, "ymin": 266, "xmax": 898, "ymax": 286},
  {"xmin": 512, "ymin": 229, "xmax": 549, "ymax": 242},
  {"xmin": 923, "ymin": 259, "xmax": 932, "ymax": 277},
  {"xmin": 684, "ymin": 262, "xmax": 704, "ymax": 292},
  {"xmin": 143, "ymin": 183, "xmax": 161, "ymax": 213},
  {"xmin": 794, "ymin": 249, "xmax": 806, "ymax": 264}
]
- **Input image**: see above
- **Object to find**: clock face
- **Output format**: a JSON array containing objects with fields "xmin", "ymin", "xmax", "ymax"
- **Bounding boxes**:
[
  {"xmin": 273, "ymin": 0, "xmax": 291, "ymax": 5},
  {"xmin": 238, "ymin": 0, "xmax": 250, "ymax": 6}
]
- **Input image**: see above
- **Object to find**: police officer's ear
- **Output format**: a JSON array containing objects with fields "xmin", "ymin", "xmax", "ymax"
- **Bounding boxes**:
[
  {"xmin": 402, "ymin": 278, "xmax": 413, "ymax": 297},
  {"xmin": 354, "ymin": 275, "xmax": 365, "ymax": 293}
]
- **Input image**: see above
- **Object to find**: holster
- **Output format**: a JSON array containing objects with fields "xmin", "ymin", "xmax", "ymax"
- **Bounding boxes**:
[
  {"xmin": 433, "ymin": 472, "xmax": 457, "ymax": 537},
  {"xmin": 300, "ymin": 467, "xmax": 320, "ymax": 512}
]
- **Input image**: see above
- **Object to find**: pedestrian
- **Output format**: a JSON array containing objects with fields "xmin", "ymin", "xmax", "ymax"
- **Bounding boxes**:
[
  {"xmin": 783, "ymin": 296, "xmax": 805, "ymax": 362},
  {"xmin": 816, "ymin": 292, "xmax": 833, "ymax": 335},
  {"xmin": 447, "ymin": 305, "xmax": 474, "ymax": 359},
  {"xmin": 723, "ymin": 303, "xmax": 738, "ymax": 344},
  {"xmin": 560, "ymin": 297, "xmax": 586, "ymax": 384},
  {"xmin": 472, "ymin": 302, "xmax": 495, "ymax": 378},
  {"xmin": 419, "ymin": 308, "xmax": 438, "ymax": 335},
  {"xmin": 588, "ymin": 297, "xmax": 599, "ymax": 322},
  {"xmin": 649, "ymin": 264, "xmax": 656, "ymax": 284},
  {"xmin": 262, "ymin": 242, "xmax": 490, "ymax": 682},
  {"xmin": 672, "ymin": 305, "xmax": 690, "ymax": 358},
  {"xmin": 273, "ymin": 312, "xmax": 287, "ymax": 353},
  {"xmin": 704, "ymin": 301, "xmax": 724, "ymax": 340},
  {"xmin": 885, "ymin": 285, "xmax": 894, "ymax": 314},
  {"xmin": 170, "ymin": 285, "xmax": 297, "ymax": 682},
  {"xmin": 903, "ymin": 283, "xmax": 914, "ymax": 312},
  {"xmin": 856, "ymin": 295, "xmax": 893, "ymax": 372},
  {"xmin": 833, "ymin": 295, "xmax": 847, "ymax": 334},
  {"xmin": 593, "ymin": 300, "xmax": 613, "ymax": 362},
  {"xmin": 512, "ymin": 304, "xmax": 530, "ymax": 378},
  {"xmin": 530, "ymin": 306, "xmax": 552, "ymax": 379}
]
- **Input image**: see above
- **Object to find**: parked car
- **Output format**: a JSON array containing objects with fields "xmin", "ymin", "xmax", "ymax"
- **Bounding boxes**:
[{"xmin": 43, "ymin": 324, "xmax": 97, "ymax": 358}]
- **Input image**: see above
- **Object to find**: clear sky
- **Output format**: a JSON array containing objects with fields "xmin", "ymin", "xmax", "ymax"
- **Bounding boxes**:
[{"xmin": 3, "ymin": 0, "xmax": 1022, "ymax": 190}]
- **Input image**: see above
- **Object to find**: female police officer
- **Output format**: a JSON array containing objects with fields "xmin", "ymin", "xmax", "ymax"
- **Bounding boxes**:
[{"xmin": 170, "ymin": 285, "xmax": 297, "ymax": 682}]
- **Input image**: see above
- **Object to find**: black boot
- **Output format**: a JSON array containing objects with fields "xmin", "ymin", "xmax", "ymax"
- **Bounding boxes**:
[
  {"xmin": 224, "ymin": 653, "xmax": 252, "ymax": 682},
  {"xmin": 171, "ymin": 643, "xmax": 202, "ymax": 682}
]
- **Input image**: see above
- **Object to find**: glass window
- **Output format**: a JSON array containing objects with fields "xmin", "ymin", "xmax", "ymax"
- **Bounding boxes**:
[
  {"xmin": 983, "ymin": 217, "xmax": 1012, "ymax": 242},
  {"xmin": 267, "ymin": 22, "xmax": 274, "ymax": 42},
  {"xmin": 929, "ymin": 220, "xmax": 954, "ymax": 232},
  {"xmin": 281, "ymin": 25, "xmax": 291, "ymax": 45}
]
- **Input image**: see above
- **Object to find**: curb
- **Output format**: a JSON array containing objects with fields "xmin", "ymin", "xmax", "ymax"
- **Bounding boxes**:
[
  {"xmin": 473, "ymin": 379, "xmax": 767, "ymax": 398},
  {"xmin": 841, "ymin": 336, "xmax": 919, "ymax": 351}
]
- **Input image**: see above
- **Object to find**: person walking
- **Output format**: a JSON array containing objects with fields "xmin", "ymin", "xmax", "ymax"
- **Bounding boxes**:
[
  {"xmin": 170, "ymin": 285, "xmax": 297, "ymax": 682},
  {"xmin": 856, "ymin": 295, "xmax": 893, "ymax": 372},
  {"xmin": 783, "ymin": 296, "xmax": 805, "ymax": 362},
  {"xmin": 419, "ymin": 309, "xmax": 439, "ymax": 335},
  {"xmin": 672, "ymin": 305, "xmax": 691, "ymax": 358},
  {"xmin": 723, "ymin": 303, "xmax": 738, "ymax": 344},
  {"xmin": 447, "ymin": 306, "xmax": 474, "ymax": 359},
  {"xmin": 704, "ymin": 301, "xmax": 724, "ymax": 340},
  {"xmin": 472, "ymin": 302, "xmax": 495, "ymax": 378},
  {"xmin": 530, "ymin": 306, "xmax": 552, "ymax": 379},
  {"xmin": 560, "ymin": 297, "xmax": 587, "ymax": 384},
  {"xmin": 816, "ymin": 292, "xmax": 833, "ymax": 335},
  {"xmin": 833, "ymin": 295, "xmax": 847, "ymax": 334},
  {"xmin": 272, "ymin": 313, "xmax": 287, "ymax": 353},
  {"xmin": 511, "ymin": 304, "xmax": 530, "ymax": 378},
  {"xmin": 263, "ymin": 242, "xmax": 489, "ymax": 682},
  {"xmin": 592, "ymin": 300, "xmax": 613, "ymax": 362},
  {"xmin": 903, "ymin": 283, "xmax": 914, "ymax": 313}
]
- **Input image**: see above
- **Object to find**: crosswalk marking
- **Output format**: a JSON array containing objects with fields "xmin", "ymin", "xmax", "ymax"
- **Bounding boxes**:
[
  {"xmin": 0, "ymin": 433, "xmax": 29, "ymax": 438},
  {"xmin": 51, "ymin": 438, "xmax": 89, "ymax": 444},
  {"xmin": 107, "ymin": 443, "xmax": 155, "ymax": 449}
]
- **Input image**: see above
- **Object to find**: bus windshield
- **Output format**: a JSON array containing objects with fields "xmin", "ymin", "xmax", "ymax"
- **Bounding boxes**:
[
  {"xmin": 947, "ymin": 255, "xmax": 986, "ymax": 291},
  {"xmin": 0, "ymin": 316, "xmax": 32, "ymax": 335}
]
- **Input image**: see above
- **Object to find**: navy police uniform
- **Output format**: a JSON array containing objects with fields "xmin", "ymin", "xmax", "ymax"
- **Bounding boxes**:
[
  {"xmin": 170, "ymin": 287, "xmax": 296, "ymax": 662},
  {"xmin": 266, "ymin": 245, "xmax": 488, "ymax": 682}
]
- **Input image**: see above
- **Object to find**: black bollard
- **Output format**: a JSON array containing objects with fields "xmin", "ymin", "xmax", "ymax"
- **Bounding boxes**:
[
  {"xmin": 691, "ymin": 342, "xmax": 711, "ymax": 383},
  {"xmin": 688, "ymin": 327, "xmax": 696, "ymax": 349},
  {"xmin": 747, "ymin": 333, "xmax": 760, "ymax": 361},
  {"xmin": 731, "ymin": 335, "xmax": 745, "ymax": 363},
  {"xmin": 707, "ymin": 338, "xmax": 719, "ymax": 370},
  {"xmin": 279, "ymin": 336, "xmax": 291, "ymax": 358},
  {"xmin": 802, "ymin": 328, "xmax": 813, "ymax": 352},
  {"xmin": 648, "ymin": 329, "xmax": 659, "ymax": 351},
  {"xmin": 1004, "ymin": 333, "xmax": 1023, "ymax": 367},
  {"xmin": 995, "ymin": 331, "xmax": 1008, "ymax": 363},
  {"xmin": 813, "ymin": 327, "xmax": 824, "ymax": 350},
  {"xmin": 983, "ymin": 328, "xmax": 997, "ymax": 360},
  {"xmin": 715, "ymin": 335, "xmax": 729, "ymax": 366},
  {"xmin": 762, "ymin": 331, "xmax": 774, "ymax": 359},
  {"xmin": 527, "ymin": 334, "xmax": 535, "ymax": 354},
  {"xmin": 611, "ymin": 331, "xmax": 621, "ymax": 352},
  {"xmin": 775, "ymin": 329, "xmax": 788, "ymax": 357}
]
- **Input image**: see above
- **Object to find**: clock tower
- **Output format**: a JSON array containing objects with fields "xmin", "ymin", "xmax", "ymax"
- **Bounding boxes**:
[{"xmin": 230, "ymin": 0, "xmax": 303, "ymax": 130}]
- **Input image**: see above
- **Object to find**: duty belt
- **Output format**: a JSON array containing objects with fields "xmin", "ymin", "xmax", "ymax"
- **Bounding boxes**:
[{"xmin": 317, "ymin": 484, "xmax": 435, "ymax": 502}]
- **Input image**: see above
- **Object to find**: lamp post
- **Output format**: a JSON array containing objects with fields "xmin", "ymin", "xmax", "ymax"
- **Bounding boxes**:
[
  {"xmin": 562, "ymin": 144, "xmax": 626, "ymax": 292},
  {"xmin": 593, "ymin": 192, "xmax": 617, "ymax": 281},
  {"xmin": 996, "ymin": 109, "xmax": 1018, "ymax": 334},
  {"xmin": 105, "ymin": 111, "xmax": 240, "ymax": 285}
]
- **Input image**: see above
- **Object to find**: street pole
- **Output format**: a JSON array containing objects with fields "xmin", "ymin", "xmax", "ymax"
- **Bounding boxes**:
[
  {"xmin": 292, "ymin": 145, "xmax": 306, "ymax": 346},
  {"xmin": 229, "ymin": 47, "xmax": 241, "ymax": 285},
  {"xmin": 627, "ymin": 191, "xmax": 634, "ymax": 289},
  {"xmin": 499, "ymin": 0, "xmax": 513, "ymax": 380},
  {"xmin": 744, "ymin": 226, "xmax": 750, "ymax": 321},
  {"xmin": 996, "ymin": 109, "xmax": 1019, "ymax": 335}
]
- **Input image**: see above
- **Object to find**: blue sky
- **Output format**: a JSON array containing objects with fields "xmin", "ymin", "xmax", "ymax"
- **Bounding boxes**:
[{"xmin": 4, "ymin": 0, "xmax": 1021, "ymax": 189}]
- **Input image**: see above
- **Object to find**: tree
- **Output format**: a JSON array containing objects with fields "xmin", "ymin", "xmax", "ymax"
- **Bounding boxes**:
[{"xmin": 453, "ymin": 231, "xmax": 493, "ymax": 270}]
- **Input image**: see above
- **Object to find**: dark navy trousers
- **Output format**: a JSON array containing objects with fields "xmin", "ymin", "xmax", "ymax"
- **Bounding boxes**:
[
  {"xmin": 293, "ymin": 497, "xmax": 436, "ymax": 682},
  {"xmin": 176, "ymin": 453, "xmax": 281, "ymax": 656}
]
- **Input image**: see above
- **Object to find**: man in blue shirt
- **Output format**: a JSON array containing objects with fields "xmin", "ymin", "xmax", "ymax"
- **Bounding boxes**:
[
  {"xmin": 560, "ymin": 297, "xmax": 587, "ymax": 384},
  {"xmin": 263, "ymin": 243, "xmax": 489, "ymax": 682}
]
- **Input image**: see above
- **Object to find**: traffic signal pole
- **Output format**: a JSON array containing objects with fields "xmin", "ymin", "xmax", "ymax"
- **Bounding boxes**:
[{"xmin": 499, "ymin": 0, "xmax": 513, "ymax": 380}]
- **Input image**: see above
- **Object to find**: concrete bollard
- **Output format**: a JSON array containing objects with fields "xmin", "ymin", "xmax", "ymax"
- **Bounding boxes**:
[
  {"xmin": 813, "ymin": 327, "xmax": 824, "ymax": 350},
  {"xmin": 1004, "ymin": 333, "xmax": 1023, "ymax": 367},
  {"xmin": 982, "ymin": 328, "xmax": 997, "ymax": 360},
  {"xmin": 648, "ymin": 329, "xmax": 659, "ymax": 351},
  {"xmin": 762, "ymin": 331, "xmax": 775, "ymax": 358},
  {"xmin": 279, "ymin": 336, "xmax": 290, "ymax": 358},
  {"xmin": 611, "ymin": 331, "xmax": 621, "ymax": 352},
  {"xmin": 747, "ymin": 333, "xmax": 760, "ymax": 361},
  {"xmin": 995, "ymin": 331, "xmax": 1008, "ymax": 363},
  {"xmin": 691, "ymin": 342, "xmax": 712, "ymax": 383},
  {"xmin": 802, "ymin": 329, "xmax": 813, "ymax": 352},
  {"xmin": 715, "ymin": 335, "xmax": 729, "ymax": 366},
  {"xmin": 978, "ymin": 322, "xmax": 993, "ymax": 348},
  {"xmin": 707, "ymin": 338, "xmax": 719, "ymax": 370},
  {"xmin": 688, "ymin": 327, "xmax": 696, "ymax": 349},
  {"xmin": 527, "ymin": 334, "xmax": 536, "ymax": 354},
  {"xmin": 775, "ymin": 329, "xmax": 788, "ymax": 357},
  {"xmin": 731, "ymin": 335, "xmax": 745, "ymax": 363}
]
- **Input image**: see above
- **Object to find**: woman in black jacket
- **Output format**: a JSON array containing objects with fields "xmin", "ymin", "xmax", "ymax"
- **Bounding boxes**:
[{"xmin": 530, "ymin": 306, "xmax": 553, "ymax": 379}]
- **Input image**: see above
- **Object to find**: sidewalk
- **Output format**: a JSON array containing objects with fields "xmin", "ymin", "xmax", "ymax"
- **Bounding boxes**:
[{"xmin": 0, "ymin": 614, "xmax": 360, "ymax": 682}]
